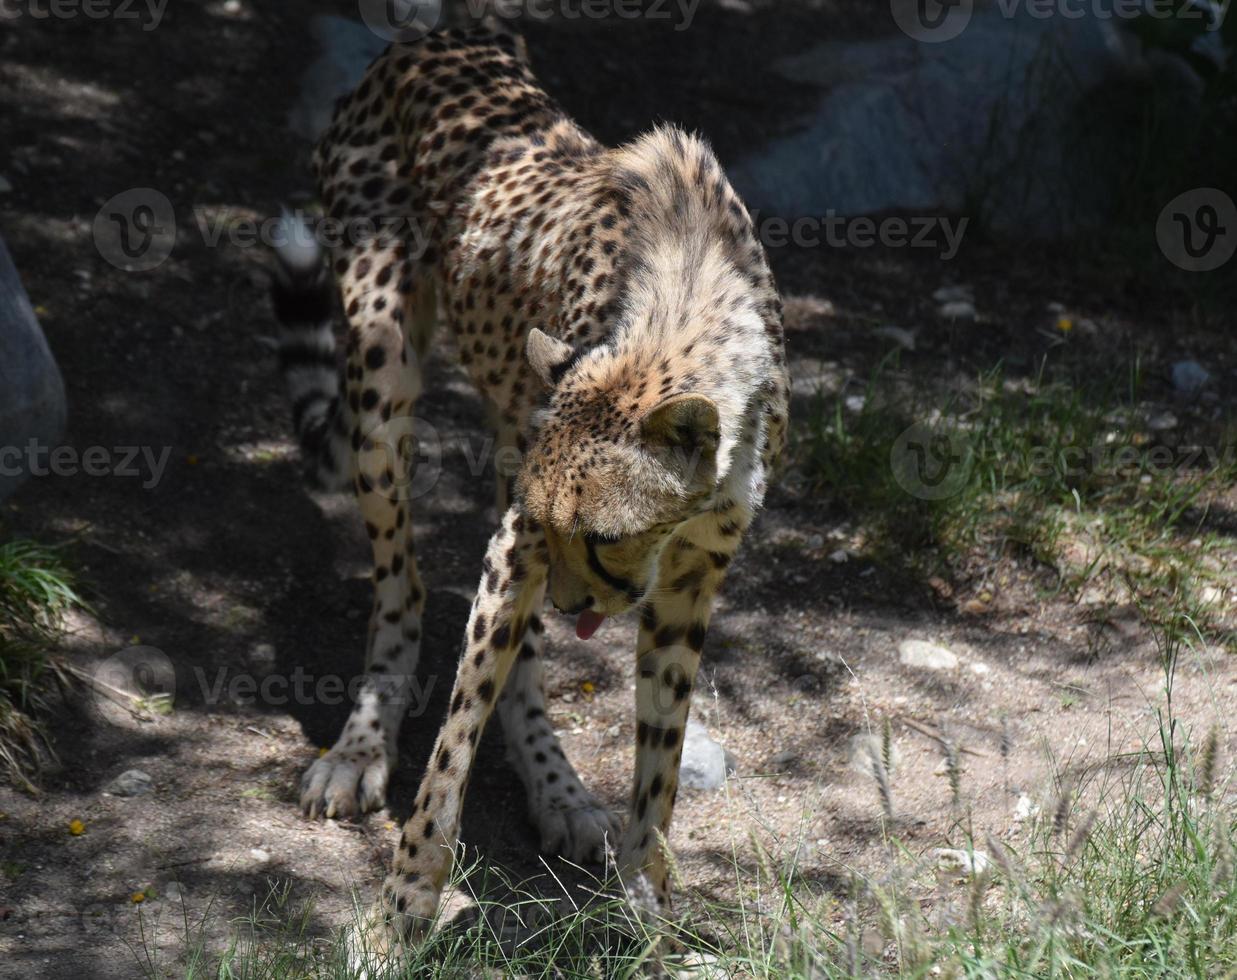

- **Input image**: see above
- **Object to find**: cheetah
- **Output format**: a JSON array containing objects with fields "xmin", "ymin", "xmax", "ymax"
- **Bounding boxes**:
[{"xmin": 269, "ymin": 24, "xmax": 788, "ymax": 950}]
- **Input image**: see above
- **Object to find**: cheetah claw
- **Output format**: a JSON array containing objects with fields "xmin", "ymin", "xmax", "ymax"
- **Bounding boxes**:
[{"xmin": 300, "ymin": 742, "xmax": 392, "ymax": 820}]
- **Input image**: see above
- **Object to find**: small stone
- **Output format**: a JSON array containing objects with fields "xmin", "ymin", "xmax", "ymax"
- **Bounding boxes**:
[
  {"xmin": 249, "ymin": 848, "xmax": 270, "ymax": 864},
  {"xmin": 770, "ymin": 749, "xmax": 798, "ymax": 768},
  {"xmin": 1045, "ymin": 301, "xmax": 1065, "ymax": 314},
  {"xmin": 804, "ymin": 533, "xmax": 825, "ymax": 550},
  {"xmin": 938, "ymin": 300, "xmax": 977, "ymax": 320},
  {"xmin": 247, "ymin": 642, "xmax": 276, "ymax": 675},
  {"xmin": 844, "ymin": 394, "xmax": 866, "ymax": 413},
  {"xmin": 678, "ymin": 719, "xmax": 734, "ymax": 790},
  {"xmin": 898, "ymin": 639, "xmax": 958, "ymax": 670},
  {"xmin": 872, "ymin": 325, "xmax": 916, "ymax": 350},
  {"xmin": 932, "ymin": 285, "xmax": 973, "ymax": 304},
  {"xmin": 104, "ymin": 769, "xmax": 153, "ymax": 797},
  {"xmin": 1147, "ymin": 411, "xmax": 1177, "ymax": 432},
  {"xmin": 828, "ymin": 549, "xmax": 849, "ymax": 564},
  {"xmin": 1013, "ymin": 793, "xmax": 1039, "ymax": 822},
  {"xmin": 934, "ymin": 848, "xmax": 991, "ymax": 877},
  {"xmin": 1172, "ymin": 360, "xmax": 1210, "ymax": 397},
  {"xmin": 161, "ymin": 881, "xmax": 186, "ymax": 902},
  {"xmin": 969, "ymin": 662, "xmax": 991, "ymax": 676}
]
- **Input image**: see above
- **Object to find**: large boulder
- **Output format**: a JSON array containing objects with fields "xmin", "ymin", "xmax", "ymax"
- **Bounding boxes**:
[
  {"xmin": 0, "ymin": 235, "xmax": 66, "ymax": 501},
  {"xmin": 729, "ymin": 7, "xmax": 1208, "ymax": 237}
]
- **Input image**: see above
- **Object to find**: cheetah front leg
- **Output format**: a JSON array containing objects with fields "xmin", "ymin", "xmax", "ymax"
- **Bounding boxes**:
[
  {"xmin": 360, "ymin": 506, "xmax": 548, "ymax": 951},
  {"xmin": 496, "ymin": 604, "xmax": 619, "ymax": 863},
  {"xmin": 619, "ymin": 531, "xmax": 733, "ymax": 908}
]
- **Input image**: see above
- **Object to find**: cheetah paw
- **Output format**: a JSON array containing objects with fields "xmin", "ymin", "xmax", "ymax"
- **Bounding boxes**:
[
  {"xmin": 345, "ymin": 877, "xmax": 438, "ymax": 975},
  {"xmin": 300, "ymin": 741, "xmax": 392, "ymax": 820},
  {"xmin": 535, "ymin": 795, "xmax": 620, "ymax": 865}
]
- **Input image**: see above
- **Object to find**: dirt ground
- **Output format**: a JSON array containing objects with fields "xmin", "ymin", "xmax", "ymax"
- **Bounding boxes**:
[{"xmin": 1, "ymin": 2, "xmax": 1234, "ymax": 977}]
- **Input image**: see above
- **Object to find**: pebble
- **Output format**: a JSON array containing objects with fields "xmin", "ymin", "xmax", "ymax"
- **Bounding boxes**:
[
  {"xmin": 938, "ymin": 300, "xmax": 977, "ymax": 320},
  {"xmin": 828, "ymin": 549, "xmax": 849, "ymax": 564},
  {"xmin": 873, "ymin": 325, "xmax": 916, "ymax": 350},
  {"xmin": 1172, "ymin": 360, "xmax": 1209, "ymax": 397},
  {"xmin": 1147, "ymin": 411, "xmax": 1177, "ymax": 432},
  {"xmin": 804, "ymin": 532, "xmax": 825, "ymax": 550},
  {"xmin": 250, "ymin": 848, "xmax": 271, "ymax": 864},
  {"xmin": 678, "ymin": 719, "xmax": 735, "ymax": 790},
  {"xmin": 934, "ymin": 848, "xmax": 991, "ymax": 877},
  {"xmin": 898, "ymin": 639, "xmax": 958, "ymax": 670},
  {"xmin": 161, "ymin": 881, "xmax": 186, "ymax": 902},
  {"xmin": 1013, "ymin": 793, "xmax": 1039, "ymax": 822},
  {"xmin": 104, "ymin": 769, "xmax": 153, "ymax": 797},
  {"xmin": 932, "ymin": 285, "xmax": 973, "ymax": 304}
]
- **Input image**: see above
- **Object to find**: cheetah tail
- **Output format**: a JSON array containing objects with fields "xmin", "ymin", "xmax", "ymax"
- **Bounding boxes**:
[{"xmin": 270, "ymin": 209, "xmax": 351, "ymax": 492}]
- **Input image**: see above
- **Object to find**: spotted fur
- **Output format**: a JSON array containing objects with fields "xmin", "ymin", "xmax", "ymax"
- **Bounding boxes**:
[{"xmin": 269, "ymin": 24, "xmax": 787, "ymax": 954}]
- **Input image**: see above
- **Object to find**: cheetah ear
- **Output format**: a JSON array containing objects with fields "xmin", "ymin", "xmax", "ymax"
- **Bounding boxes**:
[
  {"xmin": 641, "ymin": 394, "xmax": 720, "ymax": 477},
  {"xmin": 526, "ymin": 328, "xmax": 574, "ymax": 387}
]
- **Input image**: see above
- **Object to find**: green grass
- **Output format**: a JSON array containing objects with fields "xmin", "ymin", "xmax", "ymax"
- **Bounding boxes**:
[
  {"xmin": 0, "ymin": 536, "xmax": 81, "ymax": 788},
  {"xmin": 798, "ymin": 352, "xmax": 1235, "ymax": 645}
]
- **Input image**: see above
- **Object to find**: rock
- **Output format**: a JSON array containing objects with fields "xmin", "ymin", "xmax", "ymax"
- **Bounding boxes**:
[
  {"xmin": 932, "ymin": 285, "xmax": 973, "ymax": 304},
  {"xmin": 770, "ymin": 749, "xmax": 798, "ymax": 768},
  {"xmin": 247, "ymin": 642, "xmax": 277, "ymax": 676},
  {"xmin": 104, "ymin": 769, "xmax": 153, "ymax": 797},
  {"xmin": 938, "ymin": 300, "xmax": 977, "ymax": 320},
  {"xmin": 804, "ymin": 532, "xmax": 825, "ymax": 550},
  {"xmin": 1013, "ymin": 793, "xmax": 1039, "ymax": 823},
  {"xmin": 678, "ymin": 719, "xmax": 735, "ymax": 790},
  {"xmin": 1171, "ymin": 360, "xmax": 1210, "ymax": 398},
  {"xmin": 828, "ymin": 549, "xmax": 849, "ymax": 564},
  {"xmin": 249, "ymin": 847, "xmax": 271, "ymax": 864},
  {"xmin": 934, "ymin": 847, "xmax": 991, "ymax": 877},
  {"xmin": 843, "ymin": 394, "xmax": 866, "ymax": 413},
  {"xmin": 969, "ymin": 662, "xmax": 991, "ymax": 676},
  {"xmin": 1147, "ymin": 411, "xmax": 1178, "ymax": 432},
  {"xmin": 872, "ymin": 325, "xmax": 916, "ymax": 350},
  {"xmin": 161, "ymin": 881, "xmax": 186, "ymax": 902},
  {"xmin": 898, "ymin": 639, "xmax": 958, "ymax": 670},
  {"xmin": 0, "ymin": 233, "xmax": 67, "ymax": 501},
  {"xmin": 730, "ymin": 7, "xmax": 1197, "ymax": 237}
]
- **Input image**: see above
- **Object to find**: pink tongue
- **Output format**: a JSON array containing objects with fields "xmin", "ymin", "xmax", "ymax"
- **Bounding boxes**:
[{"xmin": 575, "ymin": 609, "xmax": 606, "ymax": 640}]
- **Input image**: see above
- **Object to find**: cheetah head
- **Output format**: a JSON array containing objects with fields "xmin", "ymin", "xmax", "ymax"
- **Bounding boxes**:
[{"xmin": 517, "ymin": 328, "xmax": 720, "ymax": 637}]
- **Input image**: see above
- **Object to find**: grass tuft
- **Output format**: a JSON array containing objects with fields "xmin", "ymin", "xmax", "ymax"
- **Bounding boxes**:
[{"xmin": 0, "ymin": 537, "xmax": 81, "ymax": 788}]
